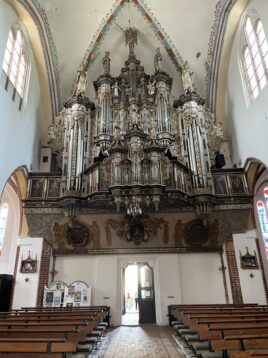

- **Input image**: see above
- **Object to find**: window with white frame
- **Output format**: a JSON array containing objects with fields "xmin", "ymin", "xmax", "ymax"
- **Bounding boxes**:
[
  {"xmin": 242, "ymin": 15, "xmax": 268, "ymax": 101},
  {"xmin": 0, "ymin": 203, "xmax": 9, "ymax": 256},
  {"xmin": 2, "ymin": 27, "xmax": 28, "ymax": 107}
]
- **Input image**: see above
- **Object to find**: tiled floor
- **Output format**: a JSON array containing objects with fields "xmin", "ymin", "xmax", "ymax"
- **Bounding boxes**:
[
  {"xmin": 122, "ymin": 312, "xmax": 139, "ymax": 325},
  {"xmin": 100, "ymin": 325, "xmax": 184, "ymax": 358}
]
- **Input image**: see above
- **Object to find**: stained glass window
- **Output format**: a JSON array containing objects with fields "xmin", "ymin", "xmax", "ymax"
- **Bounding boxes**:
[
  {"xmin": 0, "ymin": 204, "xmax": 8, "ymax": 256},
  {"xmin": 243, "ymin": 16, "xmax": 268, "ymax": 101},
  {"xmin": 257, "ymin": 188, "xmax": 268, "ymax": 258}
]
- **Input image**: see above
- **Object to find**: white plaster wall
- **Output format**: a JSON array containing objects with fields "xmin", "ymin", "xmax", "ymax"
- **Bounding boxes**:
[
  {"xmin": 226, "ymin": 0, "xmax": 268, "ymax": 167},
  {"xmin": 13, "ymin": 237, "xmax": 44, "ymax": 309},
  {"xmin": 0, "ymin": 2, "xmax": 42, "ymax": 194},
  {"xmin": 233, "ymin": 230, "xmax": 266, "ymax": 304},
  {"xmin": 179, "ymin": 253, "xmax": 226, "ymax": 303},
  {"xmin": 55, "ymin": 252, "xmax": 226, "ymax": 326},
  {"xmin": 0, "ymin": 184, "xmax": 20, "ymax": 275}
]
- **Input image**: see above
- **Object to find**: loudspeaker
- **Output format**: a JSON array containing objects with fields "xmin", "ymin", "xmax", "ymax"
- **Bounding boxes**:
[
  {"xmin": 0, "ymin": 274, "xmax": 13, "ymax": 311},
  {"xmin": 215, "ymin": 152, "xmax": 225, "ymax": 168}
]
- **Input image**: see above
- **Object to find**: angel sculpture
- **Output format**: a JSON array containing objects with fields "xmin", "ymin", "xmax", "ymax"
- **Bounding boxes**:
[
  {"xmin": 103, "ymin": 51, "xmax": 111, "ymax": 75},
  {"xmin": 125, "ymin": 27, "xmax": 138, "ymax": 54},
  {"xmin": 181, "ymin": 60, "xmax": 194, "ymax": 92},
  {"xmin": 75, "ymin": 63, "xmax": 88, "ymax": 95}
]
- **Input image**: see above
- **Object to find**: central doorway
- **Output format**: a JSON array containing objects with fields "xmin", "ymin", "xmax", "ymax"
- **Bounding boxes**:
[{"xmin": 122, "ymin": 263, "xmax": 156, "ymax": 325}]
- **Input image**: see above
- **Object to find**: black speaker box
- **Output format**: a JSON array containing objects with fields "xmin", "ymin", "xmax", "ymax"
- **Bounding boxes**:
[
  {"xmin": 0, "ymin": 274, "xmax": 13, "ymax": 311},
  {"xmin": 215, "ymin": 152, "xmax": 225, "ymax": 168}
]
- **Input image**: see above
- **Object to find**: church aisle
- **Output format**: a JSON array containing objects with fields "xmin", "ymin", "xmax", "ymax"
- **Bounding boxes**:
[{"xmin": 100, "ymin": 325, "xmax": 184, "ymax": 358}]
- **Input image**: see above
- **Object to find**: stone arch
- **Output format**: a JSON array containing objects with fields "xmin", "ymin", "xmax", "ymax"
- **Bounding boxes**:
[
  {"xmin": 244, "ymin": 157, "xmax": 266, "ymax": 195},
  {"xmin": 0, "ymin": 166, "xmax": 29, "ymax": 236},
  {"xmin": 0, "ymin": 166, "xmax": 28, "ymax": 274},
  {"xmin": 208, "ymin": 0, "xmax": 250, "ymax": 117}
]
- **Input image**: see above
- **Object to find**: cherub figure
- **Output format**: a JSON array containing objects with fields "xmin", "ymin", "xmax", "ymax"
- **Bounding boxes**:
[
  {"xmin": 113, "ymin": 81, "xmax": 121, "ymax": 97},
  {"xmin": 148, "ymin": 79, "xmax": 156, "ymax": 96}
]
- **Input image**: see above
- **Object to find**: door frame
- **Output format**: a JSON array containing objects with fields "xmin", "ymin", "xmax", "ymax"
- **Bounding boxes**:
[{"xmin": 119, "ymin": 256, "xmax": 160, "ymax": 325}]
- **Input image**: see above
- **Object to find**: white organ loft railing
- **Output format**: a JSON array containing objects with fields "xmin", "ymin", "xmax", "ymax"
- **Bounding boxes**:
[{"xmin": 243, "ymin": 16, "xmax": 268, "ymax": 101}]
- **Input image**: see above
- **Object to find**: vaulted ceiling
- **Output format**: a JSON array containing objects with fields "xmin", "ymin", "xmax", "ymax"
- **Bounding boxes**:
[{"xmin": 8, "ymin": 0, "xmax": 250, "ymax": 142}]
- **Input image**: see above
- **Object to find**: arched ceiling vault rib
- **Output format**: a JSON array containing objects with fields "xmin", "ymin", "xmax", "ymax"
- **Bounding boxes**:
[
  {"xmin": 81, "ymin": 0, "xmax": 184, "ymax": 73},
  {"xmin": 206, "ymin": 0, "xmax": 250, "ymax": 117}
]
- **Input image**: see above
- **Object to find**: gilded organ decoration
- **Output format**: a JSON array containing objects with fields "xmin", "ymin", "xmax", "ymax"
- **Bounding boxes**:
[
  {"xmin": 104, "ymin": 216, "xmax": 169, "ymax": 245},
  {"xmin": 45, "ymin": 31, "xmax": 237, "ymax": 219},
  {"xmin": 22, "ymin": 28, "xmax": 252, "ymax": 255}
]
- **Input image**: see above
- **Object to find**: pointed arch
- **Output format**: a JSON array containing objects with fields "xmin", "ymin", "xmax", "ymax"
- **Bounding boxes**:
[
  {"xmin": 207, "ymin": 0, "xmax": 250, "ymax": 118},
  {"xmin": 81, "ymin": 0, "xmax": 184, "ymax": 72}
]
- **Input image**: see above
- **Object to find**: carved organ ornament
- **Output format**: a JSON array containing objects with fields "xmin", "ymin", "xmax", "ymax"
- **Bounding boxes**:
[{"xmin": 47, "ymin": 28, "xmax": 227, "ymax": 218}]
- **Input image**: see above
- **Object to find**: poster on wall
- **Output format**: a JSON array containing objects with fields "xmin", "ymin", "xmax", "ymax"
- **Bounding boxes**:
[
  {"xmin": 43, "ymin": 281, "xmax": 68, "ymax": 307},
  {"xmin": 46, "ymin": 292, "xmax": 54, "ymax": 304},
  {"xmin": 53, "ymin": 292, "xmax": 61, "ymax": 307},
  {"xmin": 74, "ymin": 291, "xmax": 81, "ymax": 302},
  {"xmin": 43, "ymin": 281, "xmax": 91, "ymax": 307}
]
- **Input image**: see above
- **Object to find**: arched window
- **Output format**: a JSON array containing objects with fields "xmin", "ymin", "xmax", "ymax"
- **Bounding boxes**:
[
  {"xmin": 2, "ymin": 27, "xmax": 28, "ymax": 105},
  {"xmin": 242, "ymin": 16, "xmax": 268, "ymax": 101},
  {"xmin": 257, "ymin": 187, "xmax": 268, "ymax": 258},
  {"xmin": 0, "ymin": 203, "xmax": 9, "ymax": 256}
]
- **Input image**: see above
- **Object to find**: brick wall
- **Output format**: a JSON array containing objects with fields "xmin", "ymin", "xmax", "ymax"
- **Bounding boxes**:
[
  {"xmin": 36, "ymin": 240, "xmax": 53, "ymax": 306},
  {"xmin": 225, "ymin": 238, "xmax": 243, "ymax": 304},
  {"xmin": 9, "ymin": 246, "xmax": 20, "ymax": 309}
]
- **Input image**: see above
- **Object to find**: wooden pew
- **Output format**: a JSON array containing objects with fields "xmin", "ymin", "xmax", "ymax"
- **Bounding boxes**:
[
  {"xmin": 171, "ymin": 304, "xmax": 268, "ymax": 358},
  {"xmin": 230, "ymin": 351, "xmax": 268, "ymax": 358},
  {"xmin": 168, "ymin": 304, "xmax": 263, "ymax": 326},
  {"xmin": 211, "ymin": 336, "xmax": 268, "ymax": 357},
  {"xmin": 0, "ymin": 327, "xmax": 80, "ymax": 341},
  {"xmin": 0, "ymin": 306, "xmax": 109, "ymax": 356},
  {"xmin": 0, "ymin": 339, "xmax": 76, "ymax": 357}
]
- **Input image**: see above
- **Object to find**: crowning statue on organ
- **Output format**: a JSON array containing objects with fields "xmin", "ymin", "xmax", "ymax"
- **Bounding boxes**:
[{"xmin": 24, "ymin": 28, "xmax": 252, "ymax": 253}]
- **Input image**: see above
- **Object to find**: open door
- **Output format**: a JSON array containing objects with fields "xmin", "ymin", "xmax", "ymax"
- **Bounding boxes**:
[
  {"xmin": 138, "ymin": 263, "xmax": 156, "ymax": 324},
  {"xmin": 122, "ymin": 267, "xmax": 126, "ymax": 316}
]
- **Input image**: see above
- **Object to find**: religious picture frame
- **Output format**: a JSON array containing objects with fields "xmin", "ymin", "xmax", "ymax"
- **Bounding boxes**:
[
  {"xmin": 20, "ymin": 252, "xmax": 37, "ymax": 273},
  {"xmin": 46, "ymin": 292, "xmax": 54, "ymax": 304},
  {"xmin": 240, "ymin": 247, "xmax": 259, "ymax": 269},
  {"xmin": 212, "ymin": 175, "xmax": 228, "ymax": 195},
  {"xmin": 74, "ymin": 292, "xmax": 81, "ymax": 302},
  {"xmin": 229, "ymin": 174, "xmax": 247, "ymax": 194},
  {"xmin": 30, "ymin": 178, "xmax": 46, "ymax": 198},
  {"xmin": 47, "ymin": 178, "xmax": 61, "ymax": 198},
  {"xmin": 82, "ymin": 295, "xmax": 88, "ymax": 303},
  {"xmin": 68, "ymin": 285, "xmax": 75, "ymax": 296}
]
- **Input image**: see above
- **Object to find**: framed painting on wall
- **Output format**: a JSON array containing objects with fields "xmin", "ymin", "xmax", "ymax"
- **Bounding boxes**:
[
  {"xmin": 47, "ymin": 178, "xmax": 61, "ymax": 198},
  {"xmin": 229, "ymin": 174, "xmax": 247, "ymax": 194},
  {"xmin": 213, "ymin": 175, "xmax": 228, "ymax": 195},
  {"xmin": 30, "ymin": 178, "xmax": 46, "ymax": 198},
  {"xmin": 20, "ymin": 252, "xmax": 37, "ymax": 273}
]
